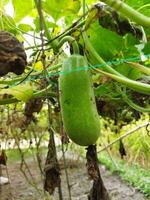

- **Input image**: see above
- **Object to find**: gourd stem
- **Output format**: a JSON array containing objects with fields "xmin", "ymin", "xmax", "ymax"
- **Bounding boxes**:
[
  {"xmin": 94, "ymin": 67, "xmax": 150, "ymax": 95},
  {"xmin": 116, "ymin": 86, "xmax": 150, "ymax": 112},
  {"xmin": 33, "ymin": 86, "xmax": 54, "ymax": 98},
  {"xmin": 122, "ymin": 94, "xmax": 150, "ymax": 113},
  {"xmin": 100, "ymin": 0, "xmax": 150, "ymax": 27},
  {"xmin": 57, "ymin": 36, "xmax": 80, "ymax": 55},
  {"xmin": 137, "ymin": 4, "xmax": 150, "ymax": 12},
  {"xmin": 127, "ymin": 62, "xmax": 150, "ymax": 75},
  {"xmin": 83, "ymin": 0, "xmax": 86, "ymax": 18},
  {"xmin": 0, "ymin": 98, "xmax": 19, "ymax": 105}
]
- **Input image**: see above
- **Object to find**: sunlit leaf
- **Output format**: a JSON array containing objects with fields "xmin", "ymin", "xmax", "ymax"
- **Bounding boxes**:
[
  {"xmin": 42, "ymin": 0, "xmax": 81, "ymax": 21},
  {"xmin": 12, "ymin": 0, "xmax": 34, "ymax": 22},
  {"xmin": 0, "ymin": 84, "xmax": 33, "ymax": 102},
  {"xmin": 0, "ymin": 14, "xmax": 17, "ymax": 34},
  {"xmin": 18, "ymin": 24, "xmax": 33, "ymax": 32},
  {"xmin": 86, "ymin": 20, "xmax": 125, "ymax": 60},
  {"xmin": 33, "ymin": 17, "xmax": 57, "ymax": 32}
]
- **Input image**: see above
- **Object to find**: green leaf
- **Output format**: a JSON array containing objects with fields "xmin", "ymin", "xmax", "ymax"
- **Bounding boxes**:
[
  {"xmin": 124, "ymin": 33, "xmax": 140, "ymax": 47},
  {"xmin": 86, "ymin": 0, "xmax": 97, "ymax": 4},
  {"xmin": 94, "ymin": 84, "xmax": 110, "ymax": 97},
  {"xmin": 94, "ymin": 83, "xmax": 120, "ymax": 98},
  {"xmin": 12, "ymin": 0, "xmax": 34, "ymax": 22},
  {"xmin": 42, "ymin": 0, "xmax": 80, "ymax": 21},
  {"xmin": 86, "ymin": 20, "xmax": 125, "ymax": 60},
  {"xmin": 0, "ymin": 14, "xmax": 18, "ymax": 34},
  {"xmin": 113, "ymin": 63, "xmax": 141, "ymax": 80},
  {"xmin": 143, "ymin": 42, "xmax": 150, "ymax": 55},
  {"xmin": 84, "ymin": 8, "xmax": 143, "ymax": 79},
  {"xmin": 18, "ymin": 23, "xmax": 34, "ymax": 32},
  {"xmin": 0, "ymin": 84, "xmax": 33, "ymax": 102},
  {"xmin": 33, "ymin": 17, "xmax": 57, "ymax": 32}
]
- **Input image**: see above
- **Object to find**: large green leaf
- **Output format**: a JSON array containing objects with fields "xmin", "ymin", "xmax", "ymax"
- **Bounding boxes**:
[
  {"xmin": 12, "ymin": 0, "xmax": 34, "ymax": 22},
  {"xmin": 84, "ymin": 7, "xmax": 143, "ymax": 79},
  {"xmin": 0, "ymin": 84, "xmax": 33, "ymax": 102},
  {"xmin": 42, "ymin": 0, "xmax": 80, "ymax": 21},
  {"xmin": 86, "ymin": 20, "xmax": 125, "ymax": 60}
]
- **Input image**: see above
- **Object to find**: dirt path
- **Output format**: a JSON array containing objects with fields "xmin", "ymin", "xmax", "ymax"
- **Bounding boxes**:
[{"xmin": 0, "ymin": 158, "xmax": 149, "ymax": 200}]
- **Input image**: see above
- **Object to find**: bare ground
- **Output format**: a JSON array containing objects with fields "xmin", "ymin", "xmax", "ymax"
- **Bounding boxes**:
[{"xmin": 0, "ymin": 157, "xmax": 149, "ymax": 200}]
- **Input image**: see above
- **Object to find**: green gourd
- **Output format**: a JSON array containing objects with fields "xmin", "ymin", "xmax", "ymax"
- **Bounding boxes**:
[{"xmin": 59, "ymin": 54, "xmax": 100, "ymax": 146}]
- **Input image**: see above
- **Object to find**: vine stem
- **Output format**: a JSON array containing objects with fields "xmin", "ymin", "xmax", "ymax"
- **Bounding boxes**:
[
  {"xmin": 115, "ymin": 86, "xmax": 150, "ymax": 112},
  {"xmin": 61, "ymin": 142, "xmax": 72, "ymax": 200},
  {"xmin": 57, "ymin": 36, "xmax": 80, "ymax": 55},
  {"xmin": 137, "ymin": 4, "xmax": 150, "ymax": 12},
  {"xmin": 93, "ymin": 67, "xmax": 150, "ymax": 95},
  {"xmin": 100, "ymin": 0, "xmax": 150, "ymax": 27},
  {"xmin": 35, "ymin": 2, "xmax": 63, "ymax": 196},
  {"xmin": 83, "ymin": 0, "xmax": 86, "ymax": 18},
  {"xmin": 34, "ymin": 0, "xmax": 58, "ymax": 50},
  {"xmin": 58, "ymin": 80, "xmax": 72, "ymax": 200},
  {"xmin": 122, "ymin": 93, "xmax": 150, "ymax": 113},
  {"xmin": 101, "ymin": 139, "xmax": 118, "ymax": 169},
  {"xmin": 127, "ymin": 62, "xmax": 150, "ymax": 75}
]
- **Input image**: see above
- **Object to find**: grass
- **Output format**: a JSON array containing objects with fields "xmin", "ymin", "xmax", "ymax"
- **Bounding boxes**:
[
  {"xmin": 6, "ymin": 147, "xmax": 47, "ymax": 162},
  {"xmin": 98, "ymin": 152, "xmax": 150, "ymax": 197}
]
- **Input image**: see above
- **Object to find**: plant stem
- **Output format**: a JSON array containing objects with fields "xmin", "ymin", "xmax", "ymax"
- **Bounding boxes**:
[
  {"xmin": 34, "ymin": 0, "xmax": 58, "ymax": 50},
  {"xmin": 100, "ymin": 0, "xmax": 150, "ymax": 27},
  {"xmin": 0, "ymin": 97, "xmax": 19, "ymax": 105},
  {"xmin": 0, "ymin": 77, "xmax": 24, "ymax": 85},
  {"xmin": 122, "ymin": 94, "xmax": 150, "ymax": 113},
  {"xmin": 83, "ymin": 0, "xmax": 86, "ymax": 18},
  {"xmin": 57, "ymin": 36, "xmax": 80, "ymax": 55},
  {"xmin": 94, "ymin": 68, "xmax": 150, "ymax": 94},
  {"xmin": 127, "ymin": 62, "xmax": 150, "ymax": 75},
  {"xmin": 137, "ymin": 4, "xmax": 150, "ymax": 12},
  {"xmin": 61, "ymin": 141, "xmax": 72, "ymax": 200}
]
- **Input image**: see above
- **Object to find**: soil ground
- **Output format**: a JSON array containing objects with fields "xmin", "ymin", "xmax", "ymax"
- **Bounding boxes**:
[{"xmin": 0, "ymin": 156, "xmax": 149, "ymax": 200}]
